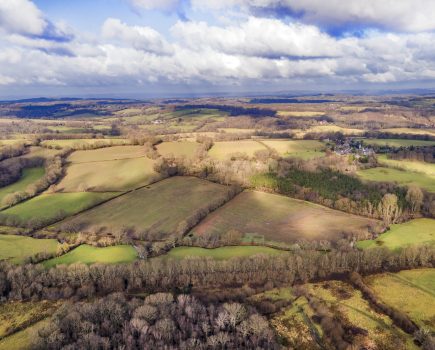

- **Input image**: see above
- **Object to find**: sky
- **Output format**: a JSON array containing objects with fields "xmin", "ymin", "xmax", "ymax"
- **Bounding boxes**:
[{"xmin": 0, "ymin": 0, "xmax": 435, "ymax": 98}]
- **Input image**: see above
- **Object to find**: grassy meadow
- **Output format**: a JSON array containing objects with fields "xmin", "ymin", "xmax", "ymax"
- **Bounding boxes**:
[
  {"xmin": 382, "ymin": 128, "xmax": 435, "ymax": 137},
  {"xmin": 192, "ymin": 190, "xmax": 379, "ymax": 243},
  {"xmin": 377, "ymin": 155, "xmax": 435, "ymax": 176},
  {"xmin": 356, "ymin": 218, "xmax": 435, "ymax": 250},
  {"xmin": 2, "ymin": 192, "xmax": 117, "ymax": 223},
  {"xmin": 67, "ymin": 145, "xmax": 146, "ymax": 163},
  {"xmin": 156, "ymin": 141, "xmax": 200, "ymax": 158},
  {"xmin": 357, "ymin": 166, "xmax": 435, "ymax": 192},
  {"xmin": 41, "ymin": 138, "xmax": 128, "ymax": 149},
  {"xmin": 58, "ymin": 177, "xmax": 233, "ymax": 238},
  {"xmin": 208, "ymin": 140, "xmax": 267, "ymax": 159},
  {"xmin": 361, "ymin": 138, "xmax": 435, "ymax": 147},
  {"xmin": 43, "ymin": 244, "xmax": 137, "ymax": 268},
  {"xmin": 366, "ymin": 269, "xmax": 435, "ymax": 330},
  {"xmin": 162, "ymin": 246, "xmax": 283, "ymax": 260},
  {"xmin": 0, "ymin": 234, "xmax": 58, "ymax": 264},
  {"xmin": 261, "ymin": 139, "xmax": 325, "ymax": 159},
  {"xmin": 0, "ymin": 167, "xmax": 44, "ymax": 205}
]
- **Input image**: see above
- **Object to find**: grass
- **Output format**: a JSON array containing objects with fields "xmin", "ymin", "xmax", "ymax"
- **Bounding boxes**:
[
  {"xmin": 377, "ymin": 155, "xmax": 435, "ymax": 176},
  {"xmin": 0, "ymin": 235, "xmax": 58, "ymax": 264},
  {"xmin": 0, "ymin": 319, "xmax": 48, "ymax": 350},
  {"xmin": 19, "ymin": 146, "xmax": 62, "ymax": 159},
  {"xmin": 208, "ymin": 140, "xmax": 267, "ymax": 160},
  {"xmin": 261, "ymin": 139, "xmax": 325, "ymax": 159},
  {"xmin": 0, "ymin": 167, "xmax": 45, "ymax": 205},
  {"xmin": 366, "ymin": 269, "xmax": 435, "ymax": 330},
  {"xmin": 58, "ymin": 177, "xmax": 233, "ymax": 239},
  {"xmin": 295, "ymin": 125, "xmax": 364, "ymax": 137},
  {"xmin": 192, "ymin": 190, "xmax": 379, "ymax": 244},
  {"xmin": 162, "ymin": 246, "xmax": 283, "ymax": 260},
  {"xmin": 0, "ymin": 301, "xmax": 58, "ymax": 345},
  {"xmin": 361, "ymin": 138, "xmax": 435, "ymax": 147},
  {"xmin": 357, "ymin": 166, "xmax": 435, "ymax": 192},
  {"xmin": 356, "ymin": 218, "xmax": 435, "ymax": 250},
  {"xmin": 43, "ymin": 244, "xmax": 137, "ymax": 268},
  {"xmin": 382, "ymin": 128, "xmax": 435, "ymax": 136},
  {"xmin": 41, "ymin": 138, "xmax": 128, "ymax": 149},
  {"xmin": 3, "ymin": 192, "xmax": 117, "ymax": 223},
  {"xmin": 277, "ymin": 111, "xmax": 324, "ymax": 117},
  {"xmin": 67, "ymin": 145, "xmax": 146, "ymax": 163},
  {"xmin": 57, "ymin": 157, "xmax": 158, "ymax": 192},
  {"xmin": 156, "ymin": 141, "xmax": 200, "ymax": 158}
]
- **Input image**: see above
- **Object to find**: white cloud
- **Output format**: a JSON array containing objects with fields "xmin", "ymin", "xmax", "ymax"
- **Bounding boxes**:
[
  {"xmin": 129, "ymin": 0, "xmax": 180, "ymax": 11},
  {"xmin": 0, "ymin": 0, "xmax": 47, "ymax": 36},
  {"xmin": 102, "ymin": 18, "xmax": 173, "ymax": 54},
  {"xmin": 172, "ymin": 17, "xmax": 341, "ymax": 58},
  {"xmin": 191, "ymin": 0, "xmax": 435, "ymax": 32}
]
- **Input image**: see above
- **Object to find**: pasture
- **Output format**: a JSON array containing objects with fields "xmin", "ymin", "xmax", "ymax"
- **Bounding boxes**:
[
  {"xmin": 0, "ymin": 234, "xmax": 58, "ymax": 264},
  {"xmin": 41, "ymin": 138, "xmax": 128, "ymax": 149},
  {"xmin": 58, "ymin": 177, "xmax": 233, "ymax": 239},
  {"xmin": 0, "ymin": 319, "xmax": 48, "ymax": 350},
  {"xmin": 2, "ymin": 192, "xmax": 117, "ymax": 223},
  {"xmin": 208, "ymin": 140, "xmax": 267, "ymax": 159},
  {"xmin": 361, "ymin": 138, "xmax": 435, "ymax": 147},
  {"xmin": 261, "ymin": 139, "xmax": 325, "ymax": 159},
  {"xmin": 366, "ymin": 269, "xmax": 435, "ymax": 329},
  {"xmin": 357, "ymin": 166, "xmax": 435, "ymax": 192},
  {"xmin": 43, "ymin": 244, "xmax": 137, "ymax": 268},
  {"xmin": 162, "ymin": 246, "xmax": 283, "ymax": 260},
  {"xmin": 156, "ymin": 141, "xmax": 200, "ymax": 158},
  {"xmin": 356, "ymin": 218, "xmax": 435, "ymax": 250},
  {"xmin": 56, "ymin": 157, "xmax": 158, "ymax": 192},
  {"xmin": 191, "ymin": 190, "xmax": 380, "ymax": 243},
  {"xmin": 382, "ymin": 128, "xmax": 435, "ymax": 136},
  {"xmin": 0, "ymin": 167, "xmax": 45, "ymax": 205},
  {"xmin": 67, "ymin": 145, "xmax": 145, "ymax": 163},
  {"xmin": 377, "ymin": 155, "xmax": 435, "ymax": 176},
  {"xmin": 19, "ymin": 146, "xmax": 62, "ymax": 159}
]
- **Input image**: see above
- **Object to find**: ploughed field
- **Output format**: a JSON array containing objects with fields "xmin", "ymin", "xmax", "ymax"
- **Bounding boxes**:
[{"xmin": 191, "ymin": 190, "xmax": 381, "ymax": 243}]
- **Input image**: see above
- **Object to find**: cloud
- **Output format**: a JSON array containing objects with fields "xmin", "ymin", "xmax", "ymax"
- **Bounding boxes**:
[
  {"xmin": 129, "ymin": 0, "xmax": 180, "ymax": 11},
  {"xmin": 102, "ymin": 18, "xmax": 173, "ymax": 54},
  {"xmin": 172, "ymin": 17, "xmax": 341, "ymax": 58},
  {"xmin": 190, "ymin": 0, "xmax": 435, "ymax": 32},
  {"xmin": 0, "ymin": 0, "xmax": 47, "ymax": 36}
]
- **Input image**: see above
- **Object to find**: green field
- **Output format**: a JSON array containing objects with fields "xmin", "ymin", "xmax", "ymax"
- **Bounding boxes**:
[
  {"xmin": 67, "ymin": 145, "xmax": 145, "ymax": 163},
  {"xmin": 0, "ymin": 319, "xmax": 48, "ymax": 350},
  {"xmin": 3, "ymin": 192, "xmax": 117, "ymax": 223},
  {"xmin": 192, "ymin": 190, "xmax": 380, "ymax": 243},
  {"xmin": 378, "ymin": 155, "xmax": 435, "ymax": 176},
  {"xmin": 19, "ymin": 146, "xmax": 62, "ymax": 159},
  {"xmin": 382, "ymin": 128, "xmax": 435, "ymax": 136},
  {"xmin": 0, "ymin": 235, "xmax": 58, "ymax": 264},
  {"xmin": 163, "ymin": 246, "xmax": 283, "ymax": 260},
  {"xmin": 361, "ymin": 138, "xmax": 435, "ymax": 147},
  {"xmin": 58, "ymin": 177, "xmax": 233, "ymax": 239},
  {"xmin": 156, "ymin": 141, "xmax": 200, "ymax": 158},
  {"xmin": 43, "ymin": 244, "xmax": 137, "ymax": 268},
  {"xmin": 356, "ymin": 218, "xmax": 435, "ymax": 250},
  {"xmin": 41, "ymin": 139, "xmax": 128, "ymax": 149},
  {"xmin": 208, "ymin": 140, "xmax": 267, "ymax": 160},
  {"xmin": 357, "ymin": 166, "xmax": 435, "ymax": 192},
  {"xmin": 366, "ymin": 269, "xmax": 435, "ymax": 330},
  {"xmin": 261, "ymin": 139, "xmax": 325, "ymax": 159},
  {"xmin": 57, "ymin": 157, "xmax": 158, "ymax": 192},
  {"xmin": 0, "ymin": 167, "xmax": 45, "ymax": 205}
]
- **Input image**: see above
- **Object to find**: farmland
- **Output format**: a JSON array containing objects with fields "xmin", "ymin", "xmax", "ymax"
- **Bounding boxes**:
[
  {"xmin": 67, "ymin": 145, "xmax": 146, "ymax": 163},
  {"xmin": 377, "ymin": 155, "xmax": 435, "ymax": 176},
  {"xmin": 366, "ymin": 269, "xmax": 435, "ymax": 329},
  {"xmin": 162, "ymin": 246, "xmax": 283, "ymax": 260},
  {"xmin": 356, "ymin": 218, "xmax": 435, "ymax": 250},
  {"xmin": 156, "ymin": 141, "xmax": 200, "ymax": 158},
  {"xmin": 208, "ymin": 140, "xmax": 267, "ymax": 159},
  {"xmin": 41, "ymin": 138, "xmax": 128, "ymax": 149},
  {"xmin": 58, "ymin": 177, "xmax": 233, "ymax": 239},
  {"xmin": 361, "ymin": 138, "xmax": 435, "ymax": 147},
  {"xmin": 192, "ymin": 190, "xmax": 380, "ymax": 243},
  {"xmin": 261, "ymin": 139, "xmax": 325, "ymax": 159},
  {"xmin": 0, "ymin": 167, "xmax": 44, "ymax": 205},
  {"xmin": 2, "ymin": 192, "xmax": 117, "ymax": 223},
  {"xmin": 43, "ymin": 244, "xmax": 137, "ymax": 268},
  {"xmin": 0, "ymin": 234, "xmax": 58, "ymax": 264},
  {"xmin": 357, "ymin": 166, "xmax": 435, "ymax": 192}
]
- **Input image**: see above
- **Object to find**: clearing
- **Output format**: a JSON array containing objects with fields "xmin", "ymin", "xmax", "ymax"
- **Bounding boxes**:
[
  {"xmin": 208, "ymin": 140, "xmax": 267, "ymax": 160},
  {"xmin": 156, "ymin": 141, "xmax": 200, "ymax": 158},
  {"xmin": 191, "ymin": 190, "xmax": 380, "ymax": 243},
  {"xmin": 261, "ymin": 139, "xmax": 325, "ymax": 159},
  {"xmin": 162, "ymin": 246, "xmax": 283, "ymax": 260}
]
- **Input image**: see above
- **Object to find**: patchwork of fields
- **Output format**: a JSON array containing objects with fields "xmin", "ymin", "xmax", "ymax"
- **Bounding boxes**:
[{"xmin": 192, "ymin": 190, "xmax": 380, "ymax": 243}]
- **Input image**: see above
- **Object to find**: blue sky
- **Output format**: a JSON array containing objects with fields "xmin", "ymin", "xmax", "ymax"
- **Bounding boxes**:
[{"xmin": 0, "ymin": 0, "xmax": 435, "ymax": 98}]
